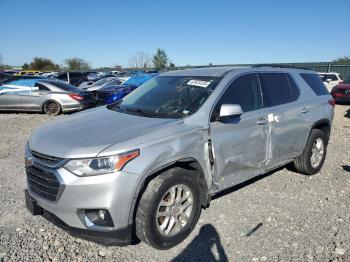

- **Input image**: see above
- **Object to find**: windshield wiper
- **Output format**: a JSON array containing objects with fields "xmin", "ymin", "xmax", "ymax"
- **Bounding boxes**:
[{"xmin": 124, "ymin": 108, "xmax": 160, "ymax": 118}]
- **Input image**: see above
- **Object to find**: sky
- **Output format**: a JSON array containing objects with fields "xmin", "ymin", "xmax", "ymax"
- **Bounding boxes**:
[{"xmin": 1, "ymin": 0, "xmax": 349, "ymax": 68}]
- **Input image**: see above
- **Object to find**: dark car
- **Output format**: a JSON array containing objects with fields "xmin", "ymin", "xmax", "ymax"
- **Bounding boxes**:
[
  {"xmin": 0, "ymin": 72, "xmax": 14, "ymax": 83},
  {"xmin": 55, "ymin": 72, "xmax": 96, "ymax": 87},
  {"xmin": 0, "ymin": 79, "xmax": 95, "ymax": 115},
  {"xmin": 331, "ymin": 78, "xmax": 350, "ymax": 103},
  {"xmin": 95, "ymin": 74, "xmax": 157, "ymax": 105}
]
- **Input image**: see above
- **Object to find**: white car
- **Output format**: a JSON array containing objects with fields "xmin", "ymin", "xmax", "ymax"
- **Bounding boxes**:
[{"xmin": 318, "ymin": 72, "xmax": 343, "ymax": 92}]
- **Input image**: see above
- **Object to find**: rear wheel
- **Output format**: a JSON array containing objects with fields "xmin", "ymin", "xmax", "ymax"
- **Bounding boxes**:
[
  {"xmin": 43, "ymin": 100, "xmax": 61, "ymax": 115},
  {"xmin": 135, "ymin": 167, "xmax": 201, "ymax": 250},
  {"xmin": 294, "ymin": 129, "xmax": 328, "ymax": 175}
]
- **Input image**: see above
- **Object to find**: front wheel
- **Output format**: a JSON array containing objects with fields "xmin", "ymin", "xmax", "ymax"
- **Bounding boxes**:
[
  {"xmin": 294, "ymin": 129, "xmax": 328, "ymax": 175},
  {"xmin": 135, "ymin": 167, "xmax": 201, "ymax": 250},
  {"xmin": 43, "ymin": 100, "xmax": 61, "ymax": 115}
]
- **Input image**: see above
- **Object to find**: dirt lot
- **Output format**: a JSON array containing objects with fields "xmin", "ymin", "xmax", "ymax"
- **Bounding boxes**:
[{"xmin": 0, "ymin": 105, "xmax": 349, "ymax": 262}]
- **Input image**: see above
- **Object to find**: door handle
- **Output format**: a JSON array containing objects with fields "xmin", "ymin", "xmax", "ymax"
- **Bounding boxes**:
[
  {"xmin": 301, "ymin": 107, "xmax": 309, "ymax": 113},
  {"xmin": 256, "ymin": 117, "xmax": 268, "ymax": 125}
]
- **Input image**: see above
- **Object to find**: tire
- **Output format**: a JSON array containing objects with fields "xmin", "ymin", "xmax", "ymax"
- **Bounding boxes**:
[
  {"xmin": 294, "ymin": 129, "xmax": 328, "ymax": 175},
  {"xmin": 135, "ymin": 167, "xmax": 201, "ymax": 250},
  {"xmin": 43, "ymin": 100, "xmax": 61, "ymax": 116}
]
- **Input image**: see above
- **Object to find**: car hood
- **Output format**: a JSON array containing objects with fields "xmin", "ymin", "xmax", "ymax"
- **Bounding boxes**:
[{"xmin": 29, "ymin": 106, "xmax": 181, "ymax": 158}]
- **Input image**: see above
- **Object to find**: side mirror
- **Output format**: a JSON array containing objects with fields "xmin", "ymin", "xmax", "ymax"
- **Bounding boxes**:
[
  {"xmin": 219, "ymin": 104, "xmax": 243, "ymax": 118},
  {"xmin": 326, "ymin": 78, "xmax": 332, "ymax": 82}
]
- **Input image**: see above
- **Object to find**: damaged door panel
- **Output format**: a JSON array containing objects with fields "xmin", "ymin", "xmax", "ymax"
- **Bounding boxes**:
[
  {"xmin": 210, "ymin": 110, "xmax": 269, "ymax": 190},
  {"xmin": 208, "ymin": 73, "xmax": 268, "ymax": 190}
]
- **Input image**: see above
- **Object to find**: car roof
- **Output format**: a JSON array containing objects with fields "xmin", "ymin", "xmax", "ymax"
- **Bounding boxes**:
[
  {"xmin": 161, "ymin": 66, "xmax": 314, "ymax": 77},
  {"xmin": 319, "ymin": 72, "xmax": 341, "ymax": 75},
  {"xmin": 161, "ymin": 67, "xmax": 235, "ymax": 77}
]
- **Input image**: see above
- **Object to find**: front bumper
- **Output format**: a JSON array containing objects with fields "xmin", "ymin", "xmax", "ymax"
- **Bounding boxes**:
[
  {"xmin": 26, "ymin": 190, "xmax": 134, "ymax": 245},
  {"xmin": 25, "ymin": 160, "xmax": 141, "ymax": 244}
]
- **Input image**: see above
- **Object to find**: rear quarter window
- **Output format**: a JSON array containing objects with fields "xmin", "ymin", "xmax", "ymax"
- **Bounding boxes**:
[{"xmin": 300, "ymin": 73, "xmax": 329, "ymax": 96}]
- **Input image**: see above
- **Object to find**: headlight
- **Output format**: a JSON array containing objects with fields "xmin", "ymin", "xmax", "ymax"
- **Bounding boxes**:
[{"xmin": 64, "ymin": 149, "xmax": 139, "ymax": 176}]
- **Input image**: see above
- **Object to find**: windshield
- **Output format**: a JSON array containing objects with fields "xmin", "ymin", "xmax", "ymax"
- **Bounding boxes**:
[
  {"xmin": 104, "ymin": 78, "xmax": 122, "ymax": 87},
  {"xmin": 110, "ymin": 76, "xmax": 220, "ymax": 118}
]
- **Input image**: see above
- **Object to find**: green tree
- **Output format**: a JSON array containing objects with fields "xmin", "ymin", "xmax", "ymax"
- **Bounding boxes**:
[
  {"xmin": 332, "ymin": 56, "xmax": 350, "ymax": 64},
  {"xmin": 22, "ymin": 63, "xmax": 29, "ymax": 70},
  {"xmin": 64, "ymin": 57, "xmax": 91, "ymax": 71},
  {"xmin": 28, "ymin": 57, "xmax": 60, "ymax": 71},
  {"xmin": 152, "ymin": 48, "xmax": 168, "ymax": 70}
]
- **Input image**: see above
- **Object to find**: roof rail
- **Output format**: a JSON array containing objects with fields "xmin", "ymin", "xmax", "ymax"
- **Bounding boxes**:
[{"xmin": 252, "ymin": 64, "xmax": 312, "ymax": 70}]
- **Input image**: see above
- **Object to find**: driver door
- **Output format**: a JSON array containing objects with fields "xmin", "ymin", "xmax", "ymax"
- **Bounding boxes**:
[
  {"xmin": 209, "ymin": 73, "xmax": 269, "ymax": 190},
  {"xmin": 0, "ymin": 93, "xmax": 22, "ymax": 110}
]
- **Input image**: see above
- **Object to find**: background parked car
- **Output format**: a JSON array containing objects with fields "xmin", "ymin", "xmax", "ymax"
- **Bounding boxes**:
[
  {"xmin": 318, "ymin": 72, "xmax": 343, "ymax": 92},
  {"xmin": 14, "ymin": 70, "xmax": 41, "ymax": 76},
  {"xmin": 331, "ymin": 78, "xmax": 350, "ymax": 103},
  {"xmin": 85, "ymin": 77, "xmax": 123, "ymax": 91},
  {"xmin": 0, "ymin": 79, "xmax": 95, "ymax": 115},
  {"xmin": 54, "ymin": 72, "xmax": 96, "ymax": 87},
  {"xmin": 0, "ymin": 76, "xmax": 46, "ymax": 88},
  {"xmin": 94, "ymin": 74, "xmax": 157, "ymax": 105},
  {"xmin": 0, "ymin": 72, "xmax": 14, "ymax": 83},
  {"xmin": 79, "ymin": 74, "xmax": 116, "ymax": 89}
]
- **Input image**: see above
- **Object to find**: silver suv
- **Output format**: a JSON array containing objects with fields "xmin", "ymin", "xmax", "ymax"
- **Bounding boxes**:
[{"xmin": 25, "ymin": 67, "xmax": 334, "ymax": 249}]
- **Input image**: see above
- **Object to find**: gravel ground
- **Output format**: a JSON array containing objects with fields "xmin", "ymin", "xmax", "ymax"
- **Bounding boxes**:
[{"xmin": 0, "ymin": 105, "xmax": 349, "ymax": 262}]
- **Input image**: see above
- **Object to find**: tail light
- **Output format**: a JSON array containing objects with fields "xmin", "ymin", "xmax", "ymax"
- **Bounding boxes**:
[
  {"xmin": 328, "ymin": 98, "xmax": 335, "ymax": 108},
  {"xmin": 69, "ymin": 94, "xmax": 84, "ymax": 100}
]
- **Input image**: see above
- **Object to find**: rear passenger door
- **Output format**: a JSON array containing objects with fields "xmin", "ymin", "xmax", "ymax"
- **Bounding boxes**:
[{"xmin": 258, "ymin": 72, "xmax": 310, "ymax": 168}]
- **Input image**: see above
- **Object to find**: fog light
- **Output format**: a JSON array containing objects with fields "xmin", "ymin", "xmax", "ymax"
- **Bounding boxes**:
[
  {"xmin": 99, "ymin": 210, "xmax": 106, "ymax": 221},
  {"xmin": 80, "ymin": 209, "xmax": 114, "ymax": 228}
]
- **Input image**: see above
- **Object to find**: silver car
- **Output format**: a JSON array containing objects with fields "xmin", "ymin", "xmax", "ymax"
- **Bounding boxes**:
[
  {"xmin": 0, "ymin": 79, "xmax": 95, "ymax": 115},
  {"xmin": 25, "ymin": 67, "xmax": 334, "ymax": 249}
]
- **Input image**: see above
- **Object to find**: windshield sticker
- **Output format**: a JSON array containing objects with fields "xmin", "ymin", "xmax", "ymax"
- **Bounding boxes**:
[{"xmin": 187, "ymin": 79, "xmax": 212, "ymax": 88}]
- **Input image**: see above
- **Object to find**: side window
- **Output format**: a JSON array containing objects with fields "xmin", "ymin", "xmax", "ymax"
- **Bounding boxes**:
[
  {"xmin": 259, "ymin": 73, "xmax": 299, "ymax": 107},
  {"xmin": 326, "ymin": 74, "xmax": 338, "ymax": 81},
  {"xmin": 300, "ymin": 73, "xmax": 329, "ymax": 96},
  {"xmin": 35, "ymin": 83, "xmax": 50, "ymax": 91},
  {"xmin": 212, "ymin": 73, "xmax": 262, "ymax": 121}
]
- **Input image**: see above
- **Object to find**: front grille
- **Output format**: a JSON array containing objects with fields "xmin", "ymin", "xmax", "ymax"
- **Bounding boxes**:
[
  {"xmin": 31, "ymin": 150, "xmax": 64, "ymax": 167},
  {"xmin": 26, "ymin": 165, "xmax": 61, "ymax": 201}
]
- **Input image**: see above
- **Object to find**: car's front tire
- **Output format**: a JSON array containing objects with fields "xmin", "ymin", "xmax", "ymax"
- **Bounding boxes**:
[
  {"xmin": 135, "ymin": 167, "xmax": 201, "ymax": 250},
  {"xmin": 43, "ymin": 100, "xmax": 61, "ymax": 115},
  {"xmin": 294, "ymin": 129, "xmax": 328, "ymax": 175}
]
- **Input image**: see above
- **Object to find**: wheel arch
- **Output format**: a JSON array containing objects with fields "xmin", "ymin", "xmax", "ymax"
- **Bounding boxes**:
[
  {"xmin": 128, "ymin": 157, "xmax": 210, "ymax": 225},
  {"xmin": 311, "ymin": 118, "xmax": 331, "ymax": 141}
]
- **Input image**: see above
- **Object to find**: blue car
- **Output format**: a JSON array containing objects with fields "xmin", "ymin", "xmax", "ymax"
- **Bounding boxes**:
[
  {"xmin": 0, "ymin": 76, "xmax": 46, "ymax": 95},
  {"xmin": 95, "ymin": 74, "xmax": 158, "ymax": 105}
]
